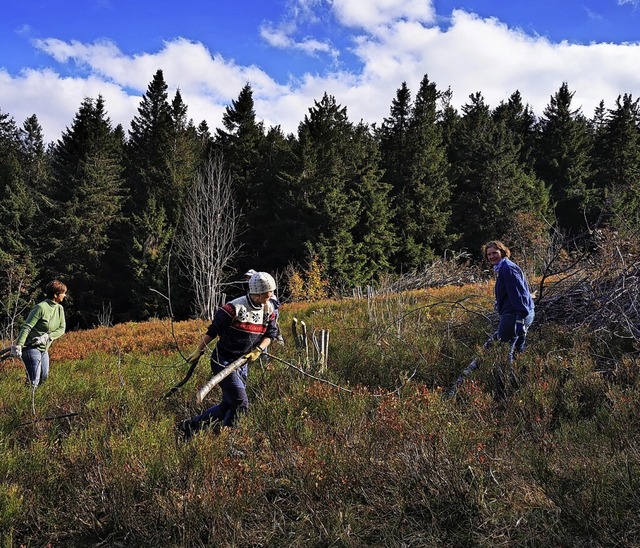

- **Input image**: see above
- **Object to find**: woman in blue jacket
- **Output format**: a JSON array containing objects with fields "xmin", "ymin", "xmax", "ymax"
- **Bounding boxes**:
[{"xmin": 484, "ymin": 241, "xmax": 534, "ymax": 398}]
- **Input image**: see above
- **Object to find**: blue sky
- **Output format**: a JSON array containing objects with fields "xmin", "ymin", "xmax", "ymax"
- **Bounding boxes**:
[{"xmin": 1, "ymin": 0, "xmax": 640, "ymax": 143}]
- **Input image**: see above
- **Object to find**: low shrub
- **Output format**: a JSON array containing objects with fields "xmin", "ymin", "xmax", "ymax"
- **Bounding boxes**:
[{"xmin": 1, "ymin": 285, "xmax": 639, "ymax": 546}]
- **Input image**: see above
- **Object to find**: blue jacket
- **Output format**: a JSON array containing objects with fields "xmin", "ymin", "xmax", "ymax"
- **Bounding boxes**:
[{"xmin": 494, "ymin": 258, "xmax": 534, "ymax": 320}]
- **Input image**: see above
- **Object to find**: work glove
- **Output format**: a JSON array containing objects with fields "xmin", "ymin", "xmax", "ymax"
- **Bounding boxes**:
[
  {"xmin": 515, "ymin": 319, "xmax": 527, "ymax": 337},
  {"xmin": 186, "ymin": 348, "xmax": 203, "ymax": 365},
  {"xmin": 10, "ymin": 345, "xmax": 22, "ymax": 358},
  {"xmin": 244, "ymin": 347, "xmax": 263, "ymax": 362},
  {"xmin": 31, "ymin": 333, "xmax": 51, "ymax": 346}
]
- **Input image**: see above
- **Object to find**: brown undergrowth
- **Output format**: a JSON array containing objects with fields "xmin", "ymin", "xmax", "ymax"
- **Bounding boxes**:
[{"xmin": 1, "ymin": 280, "xmax": 639, "ymax": 547}]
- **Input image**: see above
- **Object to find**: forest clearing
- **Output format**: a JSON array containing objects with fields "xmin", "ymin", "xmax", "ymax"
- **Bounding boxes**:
[{"xmin": 1, "ymin": 249, "xmax": 639, "ymax": 547}]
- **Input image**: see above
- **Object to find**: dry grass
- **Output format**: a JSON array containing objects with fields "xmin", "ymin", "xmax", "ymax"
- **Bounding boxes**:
[{"xmin": 1, "ymin": 265, "xmax": 639, "ymax": 547}]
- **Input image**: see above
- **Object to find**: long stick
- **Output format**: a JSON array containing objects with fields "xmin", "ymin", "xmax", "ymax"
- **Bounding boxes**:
[
  {"xmin": 0, "ymin": 341, "xmax": 37, "ymax": 363},
  {"xmin": 196, "ymin": 356, "xmax": 248, "ymax": 404},
  {"xmin": 264, "ymin": 352, "xmax": 353, "ymax": 393},
  {"xmin": 162, "ymin": 357, "xmax": 200, "ymax": 399},
  {"xmin": 18, "ymin": 412, "xmax": 79, "ymax": 427},
  {"xmin": 443, "ymin": 333, "xmax": 496, "ymax": 400}
]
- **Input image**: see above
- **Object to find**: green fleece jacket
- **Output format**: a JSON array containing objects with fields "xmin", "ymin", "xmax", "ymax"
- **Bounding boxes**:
[{"xmin": 16, "ymin": 299, "xmax": 66, "ymax": 351}]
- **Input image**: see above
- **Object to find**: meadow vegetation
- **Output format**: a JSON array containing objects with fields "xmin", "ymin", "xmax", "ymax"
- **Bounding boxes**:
[{"xmin": 1, "ymin": 281, "xmax": 639, "ymax": 547}]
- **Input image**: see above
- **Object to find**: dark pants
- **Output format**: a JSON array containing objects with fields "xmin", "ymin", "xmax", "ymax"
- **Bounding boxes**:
[
  {"xmin": 497, "ymin": 311, "xmax": 534, "ymax": 362},
  {"xmin": 494, "ymin": 311, "xmax": 534, "ymax": 399},
  {"xmin": 191, "ymin": 353, "xmax": 249, "ymax": 428}
]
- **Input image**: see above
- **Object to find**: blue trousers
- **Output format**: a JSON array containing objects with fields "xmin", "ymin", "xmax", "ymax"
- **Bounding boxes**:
[
  {"xmin": 493, "ymin": 311, "xmax": 534, "ymax": 399},
  {"xmin": 497, "ymin": 311, "xmax": 535, "ymax": 360},
  {"xmin": 23, "ymin": 348, "xmax": 49, "ymax": 387},
  {"xmin": 191, "ymin": 354, "xmax": 249, "ymax": 428}
]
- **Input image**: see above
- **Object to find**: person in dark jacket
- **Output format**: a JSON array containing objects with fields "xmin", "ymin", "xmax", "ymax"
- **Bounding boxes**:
[
  {"xmin": 178, "ymin": 271, "xmax": 278, "ymax": 438},
  {"xmin": 11, "ymin": 280, "xmax": 67, "ymax": 388},
  {"xmin": 244, "ymin": 268, "xmax": 284, "ymax": 345},
  {"xmin": 484, "ymin": 241, "xmax": 535, "ymax": 399}
]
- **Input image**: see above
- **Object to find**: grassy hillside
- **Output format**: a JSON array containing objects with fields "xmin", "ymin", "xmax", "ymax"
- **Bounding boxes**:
[{"xmin": 1, "ymin": 283, "xmax": 639, "ymax": 547}]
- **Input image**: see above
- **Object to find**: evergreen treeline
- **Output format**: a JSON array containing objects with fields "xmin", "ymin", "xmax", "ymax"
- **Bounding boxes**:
[{"xmin": 1, "ymin": 70, "xmax": 639, "ymax": 327}]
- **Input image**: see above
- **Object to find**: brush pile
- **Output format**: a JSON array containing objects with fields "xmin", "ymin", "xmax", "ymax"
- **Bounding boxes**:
[
  {"xmin": 535, "ymin": 229, "xmax": 640, "ymax": 345},
  {"xmin": 381, "ymin": 250, "xmax": 483, "ymax": 293}
]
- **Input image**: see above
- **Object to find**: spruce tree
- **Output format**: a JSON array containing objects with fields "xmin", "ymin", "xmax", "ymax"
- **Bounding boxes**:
[
  {"xmin": 0, "ymin": 111, "xmax": 33, "ymax": 256},
  {"xmin": 0, "ymin": 112, "xmax": 47, "ymax": 327},
  {"xmin": 377, "ymin": 83, "xmax": 412, "ymax": 268},
  {"xmin": 18, "ymin": 114, "xmax": 51, "ymax": 271},
  {"xmin": 126, "ymin": 69, "xmax": 174, "ymax": 212},
  {"xmin": 124, "ymin": 70, "xmax": 179, "ymax": 319},
  {"xmin": 196, "ymin": 120, "xmax": 215, "ymax": 164},
  {"xmin": 129, "ymin": 196, "xmax": 173, "ymax": 319},
  {"xmin": 588, "ymin": 100, "xmax": 610, "ymax": 220},
  {"xmin": 46, "ymin": 96, "xmax": 125, "ymax": 326},
  {"xmin": 535, "ymin": 82, "xmax": 592, "ymax": 233},
  {"xmin": 379, "ymin": 76, "xmax": 452, "ymax": 270},
  {"xmin": 378, "ymin": 81, "xmax": 412, "ymax": 199},
  {"xmin": 348, "ymin": 122, "xmax": 396, "ymax": 282},
  {"xmin": 214, "ymin": 83, "xmax": 267, "ymax": 266},
  {"xmin": 240, "ymin": 124, "xmax": 298, "ymax": 273},
  {"xmin": 291, "ymin": 93, "xmax": 394, "ymax": 284},
  {"xmin": 215, "ymin": 83, "xmax": 265, "ymax": 199},
  {"xmin": 449, "ymin": 93, "xmax": 550, "ymax": 255},
  {"xmin": 403, "ymin": 74, "xmax": 452, "ymax": 265},
  {"xmin": 438, "ymin": 87, "xmax": 460, "ymax": 154},
  {"xmin": 166, "ymin": 90, "xmax": 202, "ymax": 222},
  {"xmin": 595, "ymin": 94, "xmax": 640, "ymax": 232},
  {"xmin": 493, "ymin": 91, "xmax": 538, "ymax": 174}
]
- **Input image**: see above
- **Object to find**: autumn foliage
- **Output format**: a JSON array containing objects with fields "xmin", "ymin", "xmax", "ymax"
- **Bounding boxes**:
[
  {"xmin": 49, "ymin": 319, "xmax": 209, "ymax": 361},
  {"xmin": 1, "ymin": 279, "xmax": 639, "ymax": 547}
]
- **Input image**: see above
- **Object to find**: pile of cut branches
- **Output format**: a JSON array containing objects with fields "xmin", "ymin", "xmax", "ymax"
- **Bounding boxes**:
[
  {"xmin": 380, "ymin": 251, "xmax": 484, "ymax": 294},
  {"xmin": 535, "ymin": 229, "xmax": 639, "ymax": 346}
]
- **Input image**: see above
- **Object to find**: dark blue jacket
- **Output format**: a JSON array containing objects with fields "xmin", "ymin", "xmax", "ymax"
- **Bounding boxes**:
[{"xmin": 494, "ymin": 258, "xmax": 534, "ymax": 320}]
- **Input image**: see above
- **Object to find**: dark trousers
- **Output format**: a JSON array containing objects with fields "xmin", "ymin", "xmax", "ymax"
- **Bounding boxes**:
[
  {"xmin": 494, "ymin": 311, "xmax": 534, "ymax": 399},
  {"xmin": 191, "ymin": 354, "xmax": 249, "ymax": 428}
]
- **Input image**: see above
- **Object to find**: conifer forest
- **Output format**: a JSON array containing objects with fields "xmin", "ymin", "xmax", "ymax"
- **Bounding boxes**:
[{"xmin": 1, "ymin": 68, "xmax": 639, "ymax": 328}]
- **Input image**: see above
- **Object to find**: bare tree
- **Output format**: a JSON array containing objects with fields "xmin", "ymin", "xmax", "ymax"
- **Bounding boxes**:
[
  {"xmin": 177, "ymin": 155, "xmax": 240, "ymax": 319},
  {"xmin": 0, "ymin": 253, "xmax": 35, "ymax": 344}
]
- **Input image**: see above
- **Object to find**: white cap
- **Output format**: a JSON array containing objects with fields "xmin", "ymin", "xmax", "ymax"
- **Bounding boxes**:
[
  {"xmin": 248, "ymin": 272, "xmax": 276, "ymax": 294},
  {"xmin": 244, "ymin": 269, "xmax": 257, "ymax": 278}
]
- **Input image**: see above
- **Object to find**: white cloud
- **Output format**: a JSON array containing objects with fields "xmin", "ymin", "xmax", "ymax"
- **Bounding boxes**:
[
  {"xmin": 340, "ymin": 9, "xmax": 640, "ymax": 124},
  {"xmin": 0, "ymin": 67, "xmax": 138, "ymax": 140},
  {"xmin": 258, "ymin": 0, "xmax": 339, "ymax": 60},
  {"xmin": 260, "ymin": 23, "xmax": 339, "ymax": 58},
  {"xmin": 584, "ymin": 7, "xmax": 603, "ymax": 21},
  {"xmin": 16, "ymin": 24, "xmax": 32, "ymax": 37},
  {"xmin": 3, "ymin": 3, "xmax": 640, "ymax": 144},
  {"xmin": 290, "ymin": 0, "xmax": 324, "ymax": 24},
  {"xmin": 14, "ymin": 38, "xmax": 293, "ymax": 140},
  {"xmin": 260, "ymin": 25, "xmax": 295, "ymax": 49},
  {"xmin": 33, "ymin": 37, "xmax": 272, "ymax": 97},
  {"xmin": 332, "ymin": 0, "xmax": 436, "ymax": 29}
]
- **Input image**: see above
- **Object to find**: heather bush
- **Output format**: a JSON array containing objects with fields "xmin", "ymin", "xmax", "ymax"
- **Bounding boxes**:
[{"xmin": 1, "ymin": 283, "xmax": 639, "ymax": 546}]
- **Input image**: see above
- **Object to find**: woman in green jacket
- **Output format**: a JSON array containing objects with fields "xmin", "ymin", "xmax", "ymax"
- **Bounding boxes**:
[{"xmin": 11, "ymin": 280, "xmax": 67, "ymax": 387}]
